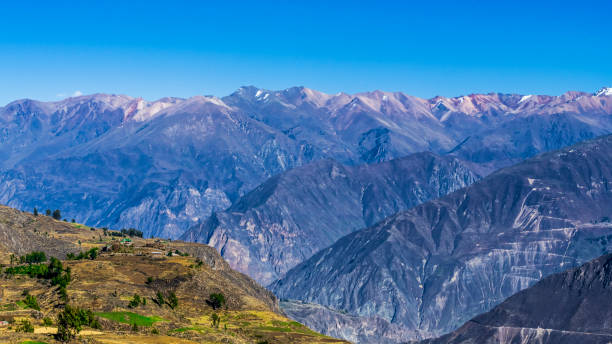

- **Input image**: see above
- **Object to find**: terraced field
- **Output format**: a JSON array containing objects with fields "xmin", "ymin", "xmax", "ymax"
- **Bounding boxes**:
[{"xmin": 0, "ymin": 206, "xmax": 347, "ymax": 344}]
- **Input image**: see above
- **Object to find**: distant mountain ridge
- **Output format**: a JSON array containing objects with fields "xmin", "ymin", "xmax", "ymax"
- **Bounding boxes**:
[
  {"xmin": 1, "ymin": 86, "xmax": 612, "ymax": 238},
  {"xmin": 271, "ymin": 134, "xmax": 612, "ymax": 343},
  {"xmin": 181, "ymin": 152, "xmax": 479, "ymax": 285}
]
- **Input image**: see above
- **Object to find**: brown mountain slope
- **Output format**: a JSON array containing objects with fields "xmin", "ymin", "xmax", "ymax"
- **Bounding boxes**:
[{"xmin": 0, "ymin": 205, "xmax": 346, "ymax": 344}]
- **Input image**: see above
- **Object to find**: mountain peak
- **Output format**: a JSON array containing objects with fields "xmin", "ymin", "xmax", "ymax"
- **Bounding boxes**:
[{"xmin": 595, "ymin": 86, "xmax": 612, "ymax": 96}]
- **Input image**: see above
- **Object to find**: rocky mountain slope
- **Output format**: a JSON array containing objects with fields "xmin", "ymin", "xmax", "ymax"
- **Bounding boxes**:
[
  {"xmin": 0, "ymin": 204, "xmax": 347, "ymax": 344},
  {"xmin": 181, "ymin": 152, "xmax": 479, "ymax": 285},
  {"xmin": 271, "ymin": 134, "xmax": 612, "ymax": 343},
  {"xmin": 419, "ymin": 252, "xmax": 612, "ymax": 344},
  {"xmin": 0, "ymin": 87, "xmax": 611, "ymax": 238}
]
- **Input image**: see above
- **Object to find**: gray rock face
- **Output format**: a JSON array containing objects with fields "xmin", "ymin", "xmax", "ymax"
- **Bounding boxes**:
[
  {"xmin": 280, "ymin": 300, "xmax": 418, "ymax": 344},
  {"xmin": 271, "ymin": 134, "xmax": 612, "ymax": 343},
  {"xmin": 1, "ymin": 88, "xmax": 612, "ymax": 238},
  {"xmin": 181, "ymin": 153, "xmax": 479, "ymax": 285},
  {"xmin": 420, "ymin": 253, "xmax": 612, "ymax": 344}
]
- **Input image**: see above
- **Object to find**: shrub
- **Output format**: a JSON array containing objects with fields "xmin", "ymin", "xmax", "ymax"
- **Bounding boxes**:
[
  {"xmin": 24, "ymin": 251, "xmax": 47, "ymax": 264},
  {"xmin": 207, "ymin": 293, "xmax": 225, "ymax": 310},
  {"xmin": 43, "ymin": 317, "xmax": 53, "ymax": 326},
  {"xmin": 52, "ymin": 209, "xmax": 61, "ymax": 220},
  {"xmin": 16, "ymin": 319, "xmax": 34, "ymax": 333},
  {"xmin": 59, "ymin": 286, "xmax": 68, "ymax": 303},
  {"xmin": 24, "ymin": 293, "xmax": 40, "ymax": 310}
]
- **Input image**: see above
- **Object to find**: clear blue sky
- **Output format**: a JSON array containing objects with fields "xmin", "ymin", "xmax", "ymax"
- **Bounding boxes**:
[{"xmin": 1, "ymin": 0, "xmax": 611, "ymax": 105}]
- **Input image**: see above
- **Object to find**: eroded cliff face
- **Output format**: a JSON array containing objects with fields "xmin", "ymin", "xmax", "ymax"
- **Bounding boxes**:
[
  {"xmin": 280, "ymin": 301, "xmax": 421, "ymax": 344},
  {"xmin": 271, "ymin": 135, "xmax": 612, "ymax": 343},
  {"xmin": 182, "ymin": 152, "xmax": 479, "ymax": 285},
  {"xmin": 420, "ymin": 253, "xmax": 612, "ymax": 344}
]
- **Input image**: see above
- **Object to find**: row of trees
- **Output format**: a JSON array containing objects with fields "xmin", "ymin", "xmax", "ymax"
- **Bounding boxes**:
[
  {"xmin": 33, "ymin": 207, "xmax": 62, "ymax": 220},
  {"xmin": 66, "ymin": 247, "xmax": 99, "ymax": 260}
]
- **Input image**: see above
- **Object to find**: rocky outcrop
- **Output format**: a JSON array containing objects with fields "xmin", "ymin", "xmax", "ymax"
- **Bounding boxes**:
[
  {"xmin": 271, "ymin": 134, "xmax": 612, "ymax": 343},
  {"xmin": 419, "ymin": 253, "xmax": 612, "ymax": 344},
  {"xmin": 182, "ymin": 152, "xmax": 479, "ymax": 284}
]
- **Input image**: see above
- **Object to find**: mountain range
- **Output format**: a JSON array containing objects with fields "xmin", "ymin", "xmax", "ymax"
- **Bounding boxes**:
[
  {"xmin": 1, "ymin": 87, "xmax": 612, "ymax": 240},
  {"xmin": 181, "ymin": 152, "xmax": 479, "ymax": 284},
  {"xmin": 271, "ymin": 134, "xmax": 612, "ymax": 343}
]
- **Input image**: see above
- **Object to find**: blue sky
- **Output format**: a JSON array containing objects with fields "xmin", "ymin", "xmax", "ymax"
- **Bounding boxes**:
[{"xmin": 1, "ymin": 0, "xmax": 611, "ymax": 104}]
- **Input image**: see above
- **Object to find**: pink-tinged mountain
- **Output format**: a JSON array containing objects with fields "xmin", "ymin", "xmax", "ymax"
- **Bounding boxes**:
[{"xmin": 0, "ymin": 87, "xmax": 611, "ymax": 238}]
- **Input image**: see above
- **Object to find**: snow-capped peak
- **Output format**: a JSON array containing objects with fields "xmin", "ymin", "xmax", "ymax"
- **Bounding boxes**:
[
  {"xmin": 594, "ymin": 87, "xmax": 612, "ymax": 97},
  {"xmin": 519, "ymin": 95, "xmax": 533, "ymax": 103}
]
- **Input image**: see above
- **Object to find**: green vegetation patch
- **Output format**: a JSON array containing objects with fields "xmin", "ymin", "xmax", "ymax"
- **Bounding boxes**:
[
  {"xmin": 95, "ymin": 311, "xmax": 164, "ymax": 327},
  {"xmin": 20, "ymin": 341, "xmax": 49, "ymax": 344}
]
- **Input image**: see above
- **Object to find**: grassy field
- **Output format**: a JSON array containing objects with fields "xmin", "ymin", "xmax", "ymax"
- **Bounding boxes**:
[{"xmin": 95, "ymin": 311, "xmax": 165, "ymax": 327}]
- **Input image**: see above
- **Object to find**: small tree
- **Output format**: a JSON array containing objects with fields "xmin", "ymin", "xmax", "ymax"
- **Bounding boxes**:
[
  {"xmin": 33, "ymin": 207, "xmax": 38, "ymax": 216},
  {"xmin": 52, "ymin": 209, "xmax": 61, "ymax": 220},
  {"xmin": 128, "ymin": 294, "xmax": 143, "ymax": 308},
  {"xmin": 55, "ymin": 305, "xmax": 100, "ymax": 342},
  {"xmin": 154, "ymin": 291, "xmax": 165, "ymax": 307},
  {"xmin": 167, "ymin": 291, "xmax": 178, "ymax": 309},
  {"xmin": 210, "ymin": 313, "xmax": 220, "ymax": 328},
  {"xmin": 45, "ymin": 209, "xmax": 51, "ymax": 216},
  {"xmin": 88, "ymin": 247, "xmax": 98, "ymax": 260}
]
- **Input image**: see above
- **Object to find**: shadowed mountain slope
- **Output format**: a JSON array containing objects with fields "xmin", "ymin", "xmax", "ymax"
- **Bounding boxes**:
[
  {"xmin": 419, "ymin": 252, "xmax": 612, "ymax": 344},
  {"xmin": 271, "ymin": 134, "xmax": 612, "ymax": 343},
  {"xmin": 182, "ymin": 152, "xmax": 479, "ymax": 284}
]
